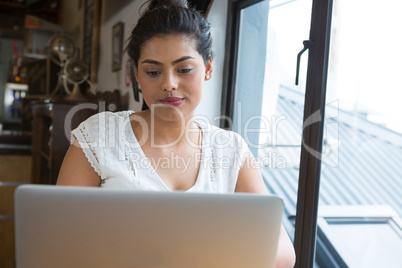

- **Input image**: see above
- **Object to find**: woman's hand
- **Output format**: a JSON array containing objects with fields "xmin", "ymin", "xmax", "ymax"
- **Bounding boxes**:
[
  {"xmin": 235, "ymin": 152, "xmax": 296, "ymax": 268},
  {"xmin": 275, "ymin": 226, "xmax": 296, "ymax": 267}
]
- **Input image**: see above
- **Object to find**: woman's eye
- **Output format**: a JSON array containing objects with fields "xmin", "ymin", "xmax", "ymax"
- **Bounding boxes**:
[
  {"xmin": 146, "ymin": 71, "xmax": 160, "ymax": 77},
  {"xmin": 179, "ymin": 68, "xmax": 192, "ymax": 74}
]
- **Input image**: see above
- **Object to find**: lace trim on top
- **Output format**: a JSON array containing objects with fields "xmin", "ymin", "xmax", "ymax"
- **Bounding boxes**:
[
  {"xmin": 73, "ymin": 124, "xmax": 101, "ymax": 177},
  {"xmin": 123, "ymin": 119, "xmax": 141, "ymax": 189},
  {"xmin": 194, "ymin": 121, "xmax": 217, "ymax": 191},
  {"xmin": 119, "ymin": 111, "xmax": 140, "ymax": 188}
]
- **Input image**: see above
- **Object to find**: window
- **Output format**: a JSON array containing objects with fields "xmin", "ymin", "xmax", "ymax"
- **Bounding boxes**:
[
  {"xmin": 318, "ymin": 206, "xmax": 402, "ymax": 267},
  {"xmin": 223, "ymin": 0, "xmax": 402, "ymax": 267},
  {"xmin": 319, "ymin": 0, "xmax": 402, "ymax": 266}
]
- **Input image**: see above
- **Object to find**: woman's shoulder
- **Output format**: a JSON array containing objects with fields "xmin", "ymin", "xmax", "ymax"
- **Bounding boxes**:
[
  {"xmin": 86, "ymin": 110, "xmax": 134, "ymax": 122},
  {"xmin": 72, "ymin": 110, "xmax": 135, "ymax": 136},
  {"xmin": 78, "ymin": 110, "xmax": 134, "ymax": 127}
]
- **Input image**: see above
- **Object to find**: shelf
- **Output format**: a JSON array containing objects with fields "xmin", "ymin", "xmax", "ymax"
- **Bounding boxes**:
[
  {"xmin": 28, "ymin": 8, "xmax": 59, "ymax": 14},
  {"xmin": 0, "ymin": 27, "xmax": 23, "ymax": 34},
  {"xmin": 0, "ymin": 1, "xmax": 59, "ymax": 12},
  {"xmin": 0, "ymin": 2, "xmax": 26, "ymax": 10},
  {"xmin": 21, "ymin": 131, "xmax": 33, "ymax": 136},
  {"xmin": 23, "ymin": 95, "xmax": 48, "ymax": 99},
  {"xmin": 0, "ymin": 1, "xmax": 60, "ymax": 37},
  {"xmin": 0, "ymin": 27, "xmax": 24, "ymax": 38},
  {"xmin": 0, "ymin": 143, "xmax": 31, "ymax": 154}
]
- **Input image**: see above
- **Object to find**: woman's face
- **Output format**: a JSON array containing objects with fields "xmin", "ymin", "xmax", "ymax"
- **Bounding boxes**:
[{"xmin": 135, "ymin": 34, "xmax": 212, "ymax": 123}]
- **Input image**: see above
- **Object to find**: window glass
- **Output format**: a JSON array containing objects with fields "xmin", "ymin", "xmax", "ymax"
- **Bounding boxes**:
[
  {"xmin": 327, "ymin": 221, "xmax": 402, "ymax": 267},
  {"xmin": 231, "ymin": 0, "xmax": 402, "ymax": 266},
  {"xmin": 232, "ymin": 0, "xmax": 313, "ymax": 241},
  {"xmin": 320, "ymin": 0, "xmax": 402, "ymax": 266}
]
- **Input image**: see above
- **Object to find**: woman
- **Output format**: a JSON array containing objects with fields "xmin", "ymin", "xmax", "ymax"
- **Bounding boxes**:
[{"xmin": 57, "ymin": 0, "xmax": 295, "ymax": 266}]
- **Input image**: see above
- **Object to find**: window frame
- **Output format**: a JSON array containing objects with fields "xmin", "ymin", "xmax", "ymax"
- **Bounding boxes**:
[
  {"xmin": 220, "ymin": 0, "xmax": 263, "ymax": 129},
  {"xmin": 293, "ymin": 1, "xmax": 333, "ymax": 267},
  {"xmin": 317, "ymin": 205, "xmax": 402, "ymax": 267}
]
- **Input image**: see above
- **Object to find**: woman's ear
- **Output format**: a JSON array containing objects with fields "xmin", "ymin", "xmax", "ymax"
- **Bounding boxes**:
[{"xmin": 204, "ymin": 58, "xmax": 213, "ymax": 81}]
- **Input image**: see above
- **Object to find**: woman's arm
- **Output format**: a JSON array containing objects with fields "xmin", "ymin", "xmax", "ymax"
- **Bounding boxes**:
[
  {"xmin": 56, "ymin": 139, "xmax": 101, "ymax": 186},
  {"xmin": 235, "ymin": 153, "xmax": 296, "ymax": 268}
]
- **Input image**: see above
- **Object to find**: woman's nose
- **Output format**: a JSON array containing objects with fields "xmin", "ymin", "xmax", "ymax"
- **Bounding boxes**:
[{"xmin": 161, "ymin": 72, "xmax": 178, "ymax": 91}]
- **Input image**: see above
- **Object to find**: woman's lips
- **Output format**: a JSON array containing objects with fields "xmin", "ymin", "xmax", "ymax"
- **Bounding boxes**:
[{"xmin": 160, "ymin": 97, "xmax": 184, "ymax": 107}]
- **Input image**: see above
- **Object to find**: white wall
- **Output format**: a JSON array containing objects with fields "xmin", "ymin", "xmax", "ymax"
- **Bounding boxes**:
[
  {"xmin": 97, "ymin": 0, "xmax": 146, "ymax": 112},
  {"xmin": 95, "ymin": 0, "xmax": 228, "ymax": 126},
  {"xmin": 193, "ymin": 0, "xmax": 228, "ymax": 126}
]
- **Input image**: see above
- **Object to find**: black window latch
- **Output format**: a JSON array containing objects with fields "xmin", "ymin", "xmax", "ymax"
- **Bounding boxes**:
[{"xmin": 295, "ymin": 40, "xmax": 313, "ymax": 85}]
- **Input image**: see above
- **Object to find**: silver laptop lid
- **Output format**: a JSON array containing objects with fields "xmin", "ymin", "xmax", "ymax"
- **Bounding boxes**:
[{"xmin": 15, "ymin": 185, "xmax": 284, "ymax": 268}]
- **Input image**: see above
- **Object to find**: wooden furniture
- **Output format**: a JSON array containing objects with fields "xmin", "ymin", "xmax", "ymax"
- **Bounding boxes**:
[
  {"xmin": 21, "ymin": 57, "xmax": 60, "ymax": 134},
  {"xmin": 0, "ymin": 154, "xmax": 32, "ymax": 268},
  {"xmin": 30, "ymin": 90, "xmax": 129, "ymax": 185},
  {"xmin": 31, "ymin": 102, "xmax": 96, "ymax": 184},
  {"xmin": 0, "ymin": 133, "xmax": 31, "ymax": 154},
  {"xmin": 0, "ymin": 1, "xmax": 60, "ymax": 42}
]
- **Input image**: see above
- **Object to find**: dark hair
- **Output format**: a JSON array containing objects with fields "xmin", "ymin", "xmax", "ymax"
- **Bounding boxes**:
[{"xmin": 126, "ymin": 0, "xmax": 213, "ymax": 67}]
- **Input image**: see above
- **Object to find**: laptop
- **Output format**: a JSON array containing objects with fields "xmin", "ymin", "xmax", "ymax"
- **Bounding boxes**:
[{"xmin": 14, "ymin": 185, "xmax": 284, "ymax": 268}]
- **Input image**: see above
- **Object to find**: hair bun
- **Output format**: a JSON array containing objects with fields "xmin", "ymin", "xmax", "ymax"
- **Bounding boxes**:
[{"xmin": 147, "ymin": 0, "xmax": 188, "ymax": 10}]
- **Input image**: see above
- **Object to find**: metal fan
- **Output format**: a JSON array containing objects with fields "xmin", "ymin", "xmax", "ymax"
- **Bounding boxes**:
[
  {"xmin": 48, "ymin": 35, "xmax": 77, "ymax": 66},
  {"xmin": 46, "ymin": 34, "xmax": 78, "ymax": 98},
  {"xmin": 63, "ymin": 58, "xmax": 97, "ymax": 101}
]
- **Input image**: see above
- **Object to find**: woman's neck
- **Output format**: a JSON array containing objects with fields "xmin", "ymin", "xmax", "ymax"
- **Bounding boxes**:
[{"xmin": 131, "ymin": 110, "xmax": 199, "ymax": 149}]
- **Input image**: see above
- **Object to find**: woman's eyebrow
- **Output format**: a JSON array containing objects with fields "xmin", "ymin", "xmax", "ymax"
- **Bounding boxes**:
[
  {"xmin": 141, "ymin": 56, "xmax": 195, "ymax": 65},
  {"xmin": 141, "ymin": 59, "xmax": 162, "ymax": 65},
  {"xmin": 172, "ymin": 56, "xmax": 195, "ymax": 65}
]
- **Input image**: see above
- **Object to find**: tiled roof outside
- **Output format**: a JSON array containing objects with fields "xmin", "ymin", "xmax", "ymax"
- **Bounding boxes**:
[
  {"xmin": 259, "ymin": 86, "xmax": 402, "ymax": 218},
  {"xmin": 257, "ymin": 86, "xmax": 402, "ymax": 266}
]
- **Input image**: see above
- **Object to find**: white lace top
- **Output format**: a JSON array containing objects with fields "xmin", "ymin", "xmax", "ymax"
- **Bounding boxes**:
[{"xmin": 71, "ymin": 111, "xmax": 251, "ymax": 193}]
